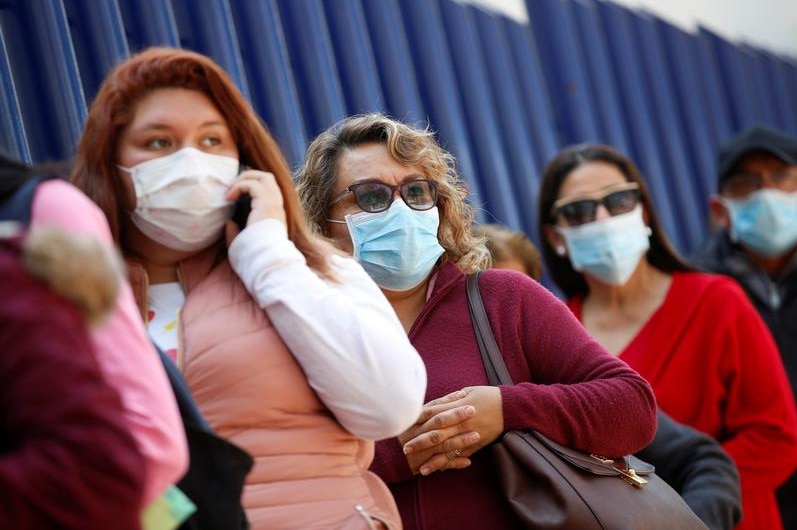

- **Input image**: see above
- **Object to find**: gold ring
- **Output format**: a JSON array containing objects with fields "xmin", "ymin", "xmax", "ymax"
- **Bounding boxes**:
[{"xmin": 454, "ymin": 449, "xmax": 462, "ymax": 457}]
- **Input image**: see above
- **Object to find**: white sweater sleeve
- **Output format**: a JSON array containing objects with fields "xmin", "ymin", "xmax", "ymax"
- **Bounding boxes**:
[{"xmin": 228, "ymin": 219, "xmax": 427, "ymax": 440}]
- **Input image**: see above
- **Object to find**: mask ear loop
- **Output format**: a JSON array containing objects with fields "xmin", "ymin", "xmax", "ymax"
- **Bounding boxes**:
[{"xmin": 718, "ymin": 197, "xmax": 741, "ymax": 243}]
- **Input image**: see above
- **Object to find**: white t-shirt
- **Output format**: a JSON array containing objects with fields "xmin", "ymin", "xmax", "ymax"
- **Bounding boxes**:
[{"xmin": 147, "ymin": 282, "xmax": 185, "ymax": 363}]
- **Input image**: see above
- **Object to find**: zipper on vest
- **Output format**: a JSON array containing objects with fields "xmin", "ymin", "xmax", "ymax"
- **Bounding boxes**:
[
  {"xmin": 175, "ymin": 266, "xmax": 186, "ymax": 372},
  {"xmin": 354, "ymin": 505, "xmax": 381, "ymax": 530}
]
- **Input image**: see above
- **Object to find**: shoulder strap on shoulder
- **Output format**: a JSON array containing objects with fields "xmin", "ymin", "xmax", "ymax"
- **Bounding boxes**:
[{"xmin": 466, "ymin": 271, "xmax": 515, "ymax": 386}]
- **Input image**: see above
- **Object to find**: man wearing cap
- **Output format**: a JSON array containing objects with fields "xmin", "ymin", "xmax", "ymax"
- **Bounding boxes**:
[{"xmin": 692, "ymin": 124, "xmax": 797, "ymax": 528}]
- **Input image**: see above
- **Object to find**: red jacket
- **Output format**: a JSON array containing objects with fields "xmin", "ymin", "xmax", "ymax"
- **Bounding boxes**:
[
  {"xmin": 371, "ymin": 263, "xmax": 657, "ymax": 529},
  {"xmin": 0, "ymin": 244, "xmax": 145, "ymax": 529},
  {"xmin": 569, "ymin": 272, "xmax": 797, "ymax": 530}
]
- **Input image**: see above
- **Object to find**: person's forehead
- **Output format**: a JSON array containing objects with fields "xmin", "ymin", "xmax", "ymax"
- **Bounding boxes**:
[
  {"xmin": 734, "ymin": 151, "xmax": 790, "ymax": 172},
  {"xmin": 335, "ymin": 143, "xmax": 422, "ymax": 188},
  {"xmin": 558, "ymin": 162, "xmax": 627, "ymax": 198}
]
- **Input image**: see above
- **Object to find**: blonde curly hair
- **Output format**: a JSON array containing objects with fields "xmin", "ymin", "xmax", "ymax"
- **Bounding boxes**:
[{"xmin": 296, "ymin": 113, "xmax": 490, "ymax": 273}]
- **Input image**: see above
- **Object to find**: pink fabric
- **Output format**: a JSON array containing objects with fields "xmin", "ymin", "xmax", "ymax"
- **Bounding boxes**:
[
  {"xmin": 0, "ymin": 247, "xmax": 145, "ymax": 529},
  {"xmin": 129, "ymin": 248, "xmax": 401, "ymax": 529},
  {"xmin": 32, "ymin": 180, "xmax": 187, "ymax": 506}
]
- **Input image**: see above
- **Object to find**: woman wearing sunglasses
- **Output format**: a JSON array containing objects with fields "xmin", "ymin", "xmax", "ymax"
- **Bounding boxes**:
[
  {"xmin": 539, "ymin": 143, "xmax": 797, "ymax": 530},
  {"xmin": 296, "ymin": 114, "xmax": 658, "ymax": 529}
]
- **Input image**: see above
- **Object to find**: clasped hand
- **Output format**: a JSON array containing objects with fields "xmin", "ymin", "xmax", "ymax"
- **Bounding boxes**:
[{"xmin": 400, "ymin": 386, "xmax": 503, "ymax": 476}]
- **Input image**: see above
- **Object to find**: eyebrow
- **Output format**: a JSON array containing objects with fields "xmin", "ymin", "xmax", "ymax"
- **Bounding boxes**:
[
  {"xmin": 400, "ymin": 173, "xmax": 427, "ymax": 183},
  {"xmin": 731, "ymin": 167, "xmax": 791, "ymax": 175},
  {"xmin": 352, "ymin": 173, "xmax": 428, "ymax": 185}
]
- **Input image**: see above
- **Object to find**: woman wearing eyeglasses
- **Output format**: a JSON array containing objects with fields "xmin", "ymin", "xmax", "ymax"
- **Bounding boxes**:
[
  {"xmin": 538, "ymin": 143, "xmax": 797, "ymax": 530},
  {"xmin": 296, "ymin": 114, "xmax": 658, "ymax": 529},
  {"xmin": 70, "ymin": 48, "xmax": 428, "ymax": 530}
]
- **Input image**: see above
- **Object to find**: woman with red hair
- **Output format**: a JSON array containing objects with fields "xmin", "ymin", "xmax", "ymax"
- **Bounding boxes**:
[{"xmin": 71, "ymin": 47, "xmax": 426, "ymax": 530}]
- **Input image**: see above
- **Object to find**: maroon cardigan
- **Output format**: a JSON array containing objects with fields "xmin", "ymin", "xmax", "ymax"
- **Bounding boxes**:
[
  {"xmin": 0, "ymin": 249, "xmax": 145, "ymax": 529},
  {"xmin": 370, "ymin": 263, "xmax": 657, "ymax": 530}
]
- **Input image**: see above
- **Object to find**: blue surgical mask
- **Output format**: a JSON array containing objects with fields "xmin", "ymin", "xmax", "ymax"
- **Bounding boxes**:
[
  {"xmin": 346, "ymin": 200, "xmax": 445, "ymax": 291},
  {"xmin": 558, "ymin": 206, "xmax": 650, "ymax": 285},
  {"xmin": 723, "ymin": 189, "xmax": 797, "ymax": 257}
]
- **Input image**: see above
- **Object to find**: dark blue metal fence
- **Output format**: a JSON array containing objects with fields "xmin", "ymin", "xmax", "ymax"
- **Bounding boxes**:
[{"xmin": 1, "ymin": 0, "xmax": 796, "ymax": 259}]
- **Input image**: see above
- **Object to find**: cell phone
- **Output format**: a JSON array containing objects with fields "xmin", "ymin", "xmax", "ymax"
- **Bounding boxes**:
[
  {"xmin": 232, "ymin": 164, "xmax": 251, "ymax": 230},
  {"xmin": 232, "ymin": 193, "xmax": 251, "ymax": 231}
]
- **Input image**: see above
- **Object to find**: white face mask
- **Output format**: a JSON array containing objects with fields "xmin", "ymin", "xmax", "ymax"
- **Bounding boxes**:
[
  {"xmin": 119, "ymin": 147, "xmax": 240, "ymax": 252},
  {"xmin": 557, "ymin": 205, "xmax": 650, "ymax": 285}
]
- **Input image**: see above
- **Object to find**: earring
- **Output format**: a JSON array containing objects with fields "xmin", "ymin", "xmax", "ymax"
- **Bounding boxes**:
[
  {"xmin": 646, "ymin": 227, "xmax": 653, "ymax": 237},
  {"xmin": 555, "ymin": 245, "xmax": 566, "ymax": 256}
]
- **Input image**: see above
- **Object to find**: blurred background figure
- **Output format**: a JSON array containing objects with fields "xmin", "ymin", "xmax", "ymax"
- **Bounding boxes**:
[
  {"xmin": 70, "ymin": 48, "xmax": 426, "ymax": 530},
  {"xmin": 297, "ymin": 113, "xmax": 657, "ymax": 530},
  {"xmin": 479, "ymin": 222, "xmax": 741, "ymax": 530},
  {"xmin": 538, "ymin": 142, "xmax": 797, "ymax": 530},
  {"xmin": 473, "ymin": 223, "xmax": 542, "ymax": 280},
  {"xmin": 0, "ymin": 156, "xmax": 145, "ymax": 528},
  {"xmin": 692, "ymin": 125, "xmax": 797, "ymax": 528},
  {"xmin": 4, "ymin": 154, "xmax": 249, "ymax": 529},
  {"xmin": 1, "ymin": 151, "xmax": 188, "ymax": 526}
]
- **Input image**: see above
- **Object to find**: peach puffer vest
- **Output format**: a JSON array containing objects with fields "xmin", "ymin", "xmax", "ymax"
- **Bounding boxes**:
[{"xmin": 128, "ymin": 247, "xmax": 401, "ymax": 529}]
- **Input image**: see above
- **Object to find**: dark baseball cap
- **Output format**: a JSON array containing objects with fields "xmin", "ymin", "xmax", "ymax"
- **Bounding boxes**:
[{"xmin": 717, "ymin": 125, "xmax": 797, "ymax": 190}]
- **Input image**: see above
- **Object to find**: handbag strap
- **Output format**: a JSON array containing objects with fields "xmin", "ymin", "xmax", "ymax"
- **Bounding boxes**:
[
  {"xmin": 466, "ymin": 273, "xmax": 654, "ymax": 488},
  {"xmin": 466, "ymin": 272, "xmax": 514, "ymax": 387}
]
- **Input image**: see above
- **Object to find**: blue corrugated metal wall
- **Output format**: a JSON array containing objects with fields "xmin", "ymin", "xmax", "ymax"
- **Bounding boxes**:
[{"xmin": 2, "ymin": 0, "xmax": 797, "ymax": 258}]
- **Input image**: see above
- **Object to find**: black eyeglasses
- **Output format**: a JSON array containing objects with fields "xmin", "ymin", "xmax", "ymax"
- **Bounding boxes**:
[
  {"xmin": 552, "ymin": 183, "xmax": 640, "ymax": 226},
  {"xmin": 330, "ymin": 178, "xmax": 439, "ymax": 213}
]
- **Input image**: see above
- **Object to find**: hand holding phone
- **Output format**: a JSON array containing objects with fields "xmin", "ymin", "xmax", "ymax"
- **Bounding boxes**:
[{"xmin": 226, "ymin": 170, "xmax": 287, "ymax": 232}]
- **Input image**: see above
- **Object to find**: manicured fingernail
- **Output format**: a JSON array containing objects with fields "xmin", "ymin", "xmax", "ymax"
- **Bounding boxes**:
[
  {"xmin": 470, "ymin": 432, "xmax": 481, "ymax": 443},
  {"xmin": 464, "ymin": 405, "xmax": 476, "ymax": 415},
  {"xmin": 455, "ymin": 390, "xmax": 467, "ymax": 398},
  {"xmin": 420, "ymin": 466, "xmax": 431, "ymax": 476},
  {"xmin": 403, "ymin": 445, "xmax": 413, "ymax": 455}
]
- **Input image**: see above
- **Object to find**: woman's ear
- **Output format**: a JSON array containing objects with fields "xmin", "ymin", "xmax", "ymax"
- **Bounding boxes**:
[
  {"xmin": 544, "ymin": 224, "xmax": 567, "ymax": 257},
  {"xmin": 708, "ymin": 195, "xmax": 731, "ymax": 230}
]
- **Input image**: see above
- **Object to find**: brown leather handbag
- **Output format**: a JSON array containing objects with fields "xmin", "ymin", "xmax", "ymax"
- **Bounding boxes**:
[{"xmin": 465, "ymin": 272, "xmax": 707, "ymax": 530}]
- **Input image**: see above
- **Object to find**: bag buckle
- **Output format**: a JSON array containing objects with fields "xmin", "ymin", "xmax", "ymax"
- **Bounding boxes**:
[
  {"xmin": 618, "ymin": 468, "xmax": 648, "ymax": 488},
  {"xmin": 590, "ymin": 454, "xmax": 648, "ymax": 488}
]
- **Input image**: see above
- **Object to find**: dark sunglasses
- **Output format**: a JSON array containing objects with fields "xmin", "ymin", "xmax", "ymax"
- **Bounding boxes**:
[
  {"xmin": 552, "ymin": 183, "xmax": 640, "ymax": 226},
  {"xmin": 330, "ymin": 178, "xmax": 439, "ymax": 213}
]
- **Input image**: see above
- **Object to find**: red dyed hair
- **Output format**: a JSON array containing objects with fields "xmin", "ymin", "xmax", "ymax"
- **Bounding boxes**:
[{"xmin": 71, "ymin": 47, "xmax": 332, "ymax": 275}]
